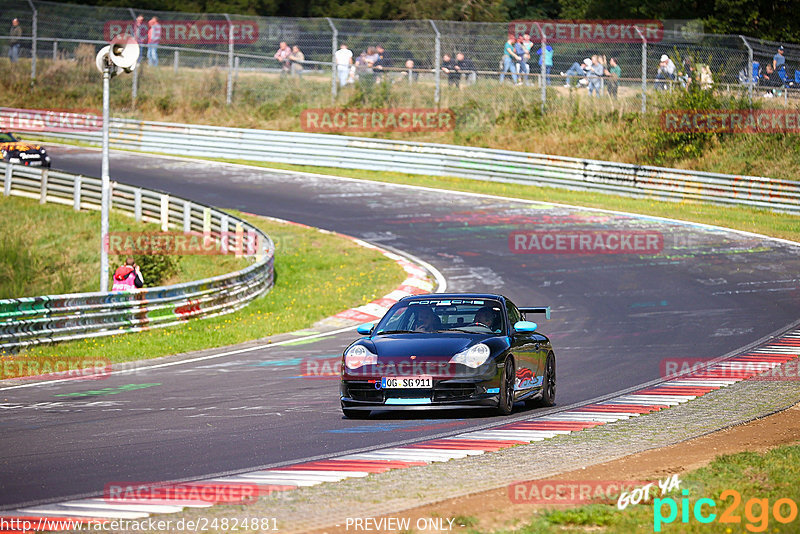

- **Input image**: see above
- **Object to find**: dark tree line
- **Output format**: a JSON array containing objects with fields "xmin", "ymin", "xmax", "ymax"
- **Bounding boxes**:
[{"xmin": 46, "ymin": 0, "xmax": 800, "ymax": 42}]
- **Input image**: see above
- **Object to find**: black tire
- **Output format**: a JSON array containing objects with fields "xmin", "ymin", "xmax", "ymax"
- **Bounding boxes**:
[
  {"xmin": 539, "ymin": 352, "xmax": 556, "ymax": 407},
  {"xmin": 496, "ymin": 357, "xmax": 515, "ymax": 415},
  {"xmin": 342, "ymin": 407, "xmax": 371, "ymax": 419}
]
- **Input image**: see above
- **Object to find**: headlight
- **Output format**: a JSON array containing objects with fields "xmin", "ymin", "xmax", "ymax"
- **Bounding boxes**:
[
  {"xmin": 344, "ymin": 344, "xmax": 378, "ymax": 369},
  {"xmin": 449, "ymin": 343, "xmax": 491, "ymax": 368}
]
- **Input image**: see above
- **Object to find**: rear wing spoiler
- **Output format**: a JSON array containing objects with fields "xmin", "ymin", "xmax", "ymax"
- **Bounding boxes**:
[{"xmin": 519, "ymin": 307, "xmax": 551, "ymax": 320}]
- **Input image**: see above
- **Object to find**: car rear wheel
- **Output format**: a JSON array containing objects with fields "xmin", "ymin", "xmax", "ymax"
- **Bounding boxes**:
[
  {"xmin": 496, "ymin": 357, "xmax": 515, "ymax": 415},
  {"xmin": 342, "ymin": 407, "xmax": 371, "ymax": 419}
]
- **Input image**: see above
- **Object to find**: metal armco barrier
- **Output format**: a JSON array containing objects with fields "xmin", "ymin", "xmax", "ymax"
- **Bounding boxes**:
[
  {"xmin": 31, "ymin": 117, "xmax": 800, "ymax": 214},
  {"xmin": 0, "ymin": 163, "xmax": 274, "ymax": 352}
]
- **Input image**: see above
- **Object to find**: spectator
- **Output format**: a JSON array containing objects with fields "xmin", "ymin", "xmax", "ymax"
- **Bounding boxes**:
[
  {"xmin": 772, "ymin": 45, "xmax": 785, "ymax": 73},
  {"xmin": 500, "ymin": 34, "xmax": 519, "ymax": 84},
  {"xmin": 456, "ymin": 52, "xmax": 476, "ymax": 85},
  {"xmin": 515, "ymin": 34, "xmax": 528, "ymax": 86},
  {"xmin": 398, "ymin": 58, "xmax": 417, "ymax": 84},
  {"xmin": 147, "ymin": 17, "xmax": 161, "ymax": 66},
  {"xmin": 133, "ymin": 15, "xmax": 147, "ymax": 62},
  {"xmin": 288, "ymin": 45, "xmax": 304, "ymax": 77},
  {"xmin": 562, "ymin": 58, "xmax": 591, "ymax": 87},
  {"xmin": 441, "ymin": 53, "xmax": 459, "ymax": 87},
  {"xmin": 535, "ymin": 37, "xmax": 554, "ymax": 85},
  {"xmin": 698, "ymin": 64, "xmax": 713, "ymax": 89},
  {"xmin": 760, "ymin": 64, "xmax": 783, "ymax": 97},
  {"xmin": 655, "ymin": 54, "xmax": 676, "ymax": 90},
  {"xmin": 357, "ymin": 46, "xmax": 379, "ymax": 85},
  {"xmin": 334, "ymin": 43, "xmax": 353, "ymax": 87},
  {"xmin": 677, "ymin": 56, "xmax": 694, "ymax": 88},
  {"xmin": 373, "ymin": 44, "xmax": 390, "ymax": 82},
  {"xmin": 605, "ymin": 57, "xmax": 621, "ymax": 98},
  {"xmin": 8, "ymin": 18, "xmax": 21, "ymax": 63},
  {"xmin": 111, "ymin": 257, "xmax": 144, "ymax": 292},
  {"xmin": 587, "ymin": 55, "xmax": 604, "ymax": 97},
  {"xmin": 273, "ymin": 41, "xmax": 291, "ymax": 76}
]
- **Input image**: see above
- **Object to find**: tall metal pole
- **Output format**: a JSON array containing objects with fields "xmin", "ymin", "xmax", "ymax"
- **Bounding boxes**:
[
  {"xmin": 740, "ymin": 35, "xmax": 753, "ymax": 107},
  {"xmin": 225, "ymin": 14, "xmax": 234, "ymax": 106},
  {"xmin": 430, "ymin": 20, "xmax": 440, "ymax": 108},
  {"xmin": 26, "ymin": 0, "xmax": 37, "ymax": 80},
  {"xmin": 100, "ymin": 67, "xmax": 111, "ymax": 292},
  {"xmin": 327, "ymin": 18, "xmax": 337, "ymax": 102},
  {"xmin": 128, "ymin": 8, "xmax": 138, "ymax": 105},
  {"xmin": 533, "ymin": 22, "xmax": 546, "ymax": 114},
  {"xmin": 634, "ymin": 26, "xmax": 647, "ymax": 114}
]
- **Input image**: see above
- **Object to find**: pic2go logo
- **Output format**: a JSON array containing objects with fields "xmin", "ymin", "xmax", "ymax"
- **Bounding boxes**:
[{"xmin": 654, "ymin": 489, "xmax": 799, "ymax": 532}]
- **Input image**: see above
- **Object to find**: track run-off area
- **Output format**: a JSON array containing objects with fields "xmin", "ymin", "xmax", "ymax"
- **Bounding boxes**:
[{"xmin": 1, "ymin": 145, "xmax": 799, "ymax": 518}]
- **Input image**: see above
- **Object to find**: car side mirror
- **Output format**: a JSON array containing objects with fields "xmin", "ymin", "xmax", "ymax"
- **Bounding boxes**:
[
  {"xmin": 356, "ymin": 322, "xmax": 374, "ymax": 335},
  {"xmin": 513, "ymin": 320, "xmax": 538, "ymax": 333}
]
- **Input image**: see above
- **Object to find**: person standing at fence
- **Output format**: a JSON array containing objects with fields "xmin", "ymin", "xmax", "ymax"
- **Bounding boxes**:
[
  {"xmin": 133, "ymin": 15, "xmax": 147, "ymax": 62},
  {"xmin": 772, "ymin": 45, "xmax": 786, "ymax": 83},
  {"xmin": 500, "ymin": 35, "xmax": 519, "ymax": 84},
  {"xmin": 147, "ymin": 17, "xmax": 161, "ymax": 66},
  {"xmin": 274, "ymin": 41, "xmax": 291, "ymax": 76},
  {"xmin": 288, "ymin": 45, "xmax": 304, "ymax": 77},
  {"xmin": 655, "ymin": 54, "xmax": 676, "ymax": 90},
  {"xmin": 515, "ymin": 34, "xmax": 529, "ymax": 86},
  {"xmin": 535, "ymin": 36, "xmax": 554, "ymax": 85},
  {"xmin": 456, "ymin": 52, "xmax": 476, "ymax": 85},
  {"xmin": 605, "ymin": 57, "xmax": 620, "ymax": 98},
  {"xmin": 441, "ymin": 54, "xmax": 459, "ymax": 88},
  {"xmin": 334, "ymin": 43, "xmax": 353, "ymax": 87},
  {"xmin": 586, "ymin": 55, "xmax": 604, "ymax": 96},
  {"xmin": 111, "ymin": 257, "xmax": 144, "ymax": 292},
  {"xmin": 8, "ymin": 18, "xmax": 21, "ymax": 63},
  {"xmin": 373, "ymin": 44, "xmax": 390, "ymax": 83}
]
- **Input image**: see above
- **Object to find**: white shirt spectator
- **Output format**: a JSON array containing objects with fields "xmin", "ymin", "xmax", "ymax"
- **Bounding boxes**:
[{"xmin": 335, "ymin": 47, "xmax": 353, "ymax": 66}]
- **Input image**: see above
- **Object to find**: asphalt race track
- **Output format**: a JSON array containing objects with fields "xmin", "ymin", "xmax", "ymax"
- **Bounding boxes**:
[{"xmin": 2, "ymin": 146, "xmax": 799, "ymax": 508}]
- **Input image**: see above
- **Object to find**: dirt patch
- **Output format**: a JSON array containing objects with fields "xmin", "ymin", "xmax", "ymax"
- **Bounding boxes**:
[{"xmin": 310, "ymin": 402, "xmax": 800, "ymax": 533}]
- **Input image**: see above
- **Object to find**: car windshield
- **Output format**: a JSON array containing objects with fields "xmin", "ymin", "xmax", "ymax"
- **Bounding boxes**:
[
  {"xmin": 374, "ymin": 298, "xmax": 505, "ymax": 335},
  {"xmin": 0, "ymin": 133, "xmax": 18, "ymax": 143}
]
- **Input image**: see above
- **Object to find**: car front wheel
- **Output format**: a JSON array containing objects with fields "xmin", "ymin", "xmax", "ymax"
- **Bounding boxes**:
[{"xmin": 496, "ymin": 357, "xmax": 515, "ymax": 415}]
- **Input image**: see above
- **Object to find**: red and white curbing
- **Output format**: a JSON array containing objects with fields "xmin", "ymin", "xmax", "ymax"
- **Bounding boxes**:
[{"xmin": 3, "ymin": 330, "xmax": 799, "ymax": 530}]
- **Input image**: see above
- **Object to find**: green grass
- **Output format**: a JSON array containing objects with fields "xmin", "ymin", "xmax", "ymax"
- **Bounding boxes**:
[
  {"xmin": 214, "ymin": 159, "xmax": 800, "ymax": 244},
  {"xmin": 494, "ymin": 444, "xmax": 800, "ymax": 533},
  {"xmin": 0, "ymin": 194, "xmax": 248, "ymax": 299},
  {"xmin": 5, "ymin": 211, "xmax": 405, "ymax": 368},
  {"xmin": 4, "ymin": 56, "xmax": 800, "ymax": 181}
]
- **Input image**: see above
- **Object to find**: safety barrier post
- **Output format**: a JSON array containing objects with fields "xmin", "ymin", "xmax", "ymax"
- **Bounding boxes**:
[
  {"xmin": 160, "ymin": 194, "xmax": 169, "ymax": 231},
  {"xmin": 73, "ymin": 175, "xmax": 81, "ymax": 210},
  {"xmin": 3, "ymin": 165, "xmax": 11, "ymax": 196},
  {"xmin": 234, "ymin": 222, "xmax": 244, "ymax": 257},
  {"xmin": 134, "ymin": 188, "xmax": 142, "ymax": 221},
  {"xmin": 183, "ymin": 200, "xmax": 192, "ymax": 232},
  {"xmin": 39, "ymin": 168, "xmax": 48, "ymax": 204},
  {"xmin": 740, "ymin": 36, "xmax": 753, "ymax": 107},
  {"xmin": 220, "ymin": 215, "xmax": 230, "ymax": 254},
  {"xmin": 26, "ymin": 0, "xmax": 37, "ymax": 80}
]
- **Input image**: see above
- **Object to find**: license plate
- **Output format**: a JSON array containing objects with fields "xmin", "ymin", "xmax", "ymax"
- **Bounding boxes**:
[
  {"xmin": 381, "ymin": 376, "xmax": 433, "ymax": 389},
  {"xmin": 27, "ymin": 161, "xmax": 42, "ymax": 166}
]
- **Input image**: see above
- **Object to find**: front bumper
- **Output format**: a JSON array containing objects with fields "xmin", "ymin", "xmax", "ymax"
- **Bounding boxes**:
[{"xmin": 340, "ymin": 378, "xmax": 501, "ymax": 410}]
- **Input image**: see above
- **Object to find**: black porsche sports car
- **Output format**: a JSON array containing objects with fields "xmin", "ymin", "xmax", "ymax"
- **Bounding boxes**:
[
  {"xmin": 340, "ymin": 293, "xmax": 556, "ymax": 418},
  {"xmin": 0, "ymin": 132, "xmax": 51, "ymax": 168}
]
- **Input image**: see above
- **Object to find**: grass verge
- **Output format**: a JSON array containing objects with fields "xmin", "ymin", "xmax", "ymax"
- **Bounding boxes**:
[
  {"xmin": 488, "ymin": 443, "xmax": 800, "ymax": 533},
  {"xmin": 3, "ymin": 211, "xmax": 405, "ymax": 372},
  {"xmin": 0, "ymin": 194, "xmax": 248, "ymax": 299}
]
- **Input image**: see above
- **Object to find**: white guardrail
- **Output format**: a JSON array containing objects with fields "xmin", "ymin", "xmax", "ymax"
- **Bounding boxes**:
[
  {"xmin": 0, "ymin": 163, "xmax": 274, "ymax": 352},
  {"xmin": 32, "ymin": 117, "xmax": 800, "ymax": 214}
]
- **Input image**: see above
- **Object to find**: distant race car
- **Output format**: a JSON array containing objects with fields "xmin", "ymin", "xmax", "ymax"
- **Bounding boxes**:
[
  {"xmin": 340, "ymin": 293, "xmax": 556, "ymax": 418},
  {"xmin": 0, "ymin": 132, "xmax": 51, "ymax": 168}
]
